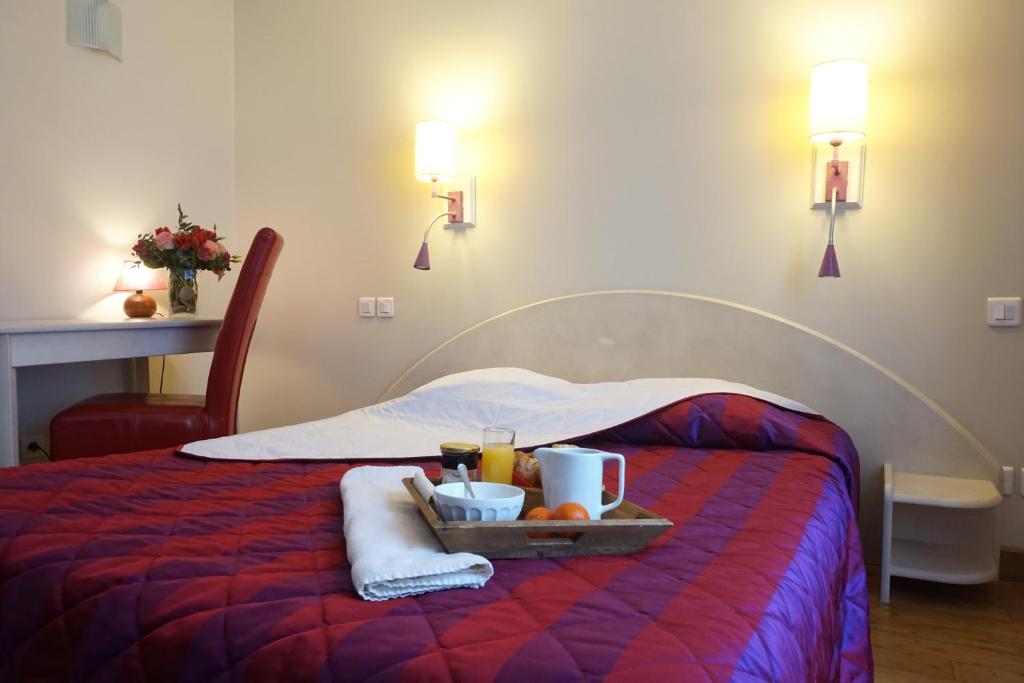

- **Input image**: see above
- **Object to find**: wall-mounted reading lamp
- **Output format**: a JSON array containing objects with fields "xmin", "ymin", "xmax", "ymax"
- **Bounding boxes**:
[
  {"xmin": 809, "ymin": 59, "xmax": 868, "ymax": 278},
  {"xmin": 413, "ymin": 120, "xmax": 477, "ymax": 270}
]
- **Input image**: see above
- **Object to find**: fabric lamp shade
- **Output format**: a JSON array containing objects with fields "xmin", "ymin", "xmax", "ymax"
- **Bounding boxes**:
[
  {"xmin": 809, "ymin": 60, "xmax": 868, "ymax": 143},
  {"xmin": 415, "ymin": 121, "xmax": 457, "ymax": 183},
  {"xmin": 113, "ymin": 260, "xmax": 166, "ymax": 292},
  {"xmin": 413, "ymin": 242, "xmax": 431, "ymax": 270}
]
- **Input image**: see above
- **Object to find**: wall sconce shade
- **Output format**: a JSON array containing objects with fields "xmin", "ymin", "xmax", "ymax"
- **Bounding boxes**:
[
  {"xmin": 413, "ymin": 242, "xmax": 431, "ymax": 270},
  {"xmin": 818, "ymin": 244, "xmax": 840, "ymax": 278},
  {"xmin": 415, "ymin": 120, "xmax": 457, "ymax": 183},
  {"xmin": 809, "ymin": 60, "xmax": 868, "ymax": 144},
  {"xmin": 816, "ymin": 182, "xmax": 842, "ymax": 278}
]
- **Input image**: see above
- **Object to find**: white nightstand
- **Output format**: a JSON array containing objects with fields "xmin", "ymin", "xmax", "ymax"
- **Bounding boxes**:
[{"xmin": 881, "ymin": 463, "xmax": 1001, "ymax": 603}]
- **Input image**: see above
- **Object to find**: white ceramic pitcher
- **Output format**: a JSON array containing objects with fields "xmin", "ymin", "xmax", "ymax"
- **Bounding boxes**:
[{"xmin": 534, "ymin": 447, "xmax": 625, "ymax": 519}]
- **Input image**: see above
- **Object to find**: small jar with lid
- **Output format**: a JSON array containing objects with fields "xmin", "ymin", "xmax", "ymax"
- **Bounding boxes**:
[{"xmin": 440, "ymin": 442, "xmax": 481, "ymax": 484}]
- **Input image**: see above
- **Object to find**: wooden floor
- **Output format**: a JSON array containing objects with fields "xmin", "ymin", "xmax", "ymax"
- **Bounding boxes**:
[{"xmin": 869, "ymin": 567, "xmax": 1024, "ymax": 682}]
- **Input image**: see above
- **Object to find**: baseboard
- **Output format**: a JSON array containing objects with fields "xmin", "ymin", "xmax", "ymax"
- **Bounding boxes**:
[{"xmin": 1000, "ymin": 546, "xmax": 1024, "ymax": 582}]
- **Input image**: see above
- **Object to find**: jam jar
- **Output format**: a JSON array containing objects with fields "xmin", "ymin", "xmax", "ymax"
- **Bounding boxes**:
[{"xmin": 440, "ymin": 442, "xmax": 481, "ymax": 484}]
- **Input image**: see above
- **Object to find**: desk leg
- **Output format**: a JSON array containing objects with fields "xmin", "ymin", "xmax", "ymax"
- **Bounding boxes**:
[
  {"xmin": 130, "ymin": 357, "xmax": 151, "ymax": 393},
  {"xmin": 0, "ymin": 336, "xmax": 18, "ymax": 468}
]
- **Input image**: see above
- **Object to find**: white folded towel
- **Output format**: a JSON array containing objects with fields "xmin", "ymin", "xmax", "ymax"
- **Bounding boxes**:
[{"xmin": 340, "ymin": 465, "xmax": 494, "ymax": 601}]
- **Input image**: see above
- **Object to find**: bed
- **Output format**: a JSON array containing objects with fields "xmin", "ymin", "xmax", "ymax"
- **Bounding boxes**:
[{"xmin": 0, "ymin": 387, "xmax": 870, "ymax": 682}]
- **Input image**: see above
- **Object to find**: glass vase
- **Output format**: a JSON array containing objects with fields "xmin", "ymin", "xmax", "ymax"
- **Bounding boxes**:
[{"xmin": 168, "ymin": 268, "xmax": 199, "ymax": 317}]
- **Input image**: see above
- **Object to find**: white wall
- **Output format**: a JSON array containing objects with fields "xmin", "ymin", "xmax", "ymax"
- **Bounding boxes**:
[
  {"xmin": 0, "ymin": 0, "xmax": 234, "ymax": 451},
  {"xmin": 231, "ymin": 0, "xmax": 1024, "ymax": 546}
]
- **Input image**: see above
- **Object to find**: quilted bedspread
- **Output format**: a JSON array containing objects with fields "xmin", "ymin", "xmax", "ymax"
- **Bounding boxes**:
[{"xmin": 0, "ymin": 394, "xmax": 871, "ymax": 682}]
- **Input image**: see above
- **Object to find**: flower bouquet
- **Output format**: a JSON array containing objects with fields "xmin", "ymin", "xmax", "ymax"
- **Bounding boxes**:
[{"xmin": 133, "ymin": 205, "xmax": 241, "ymax": 316}]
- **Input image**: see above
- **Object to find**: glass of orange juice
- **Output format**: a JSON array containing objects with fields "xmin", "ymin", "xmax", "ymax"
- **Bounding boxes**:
[{"xmin": 481, "ymin": 427, "xmax": 515, "ymax": 484}]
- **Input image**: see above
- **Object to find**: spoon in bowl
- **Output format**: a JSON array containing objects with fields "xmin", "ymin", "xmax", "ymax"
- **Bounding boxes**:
[{"xmin": 457, "ymin": 463, "xmax": 477, "ymax": 499}]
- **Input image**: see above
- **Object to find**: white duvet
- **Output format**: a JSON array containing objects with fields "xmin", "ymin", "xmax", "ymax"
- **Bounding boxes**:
[{"xmin": 181, "ymin": 367, "xmax": 815, "ymax": 461}]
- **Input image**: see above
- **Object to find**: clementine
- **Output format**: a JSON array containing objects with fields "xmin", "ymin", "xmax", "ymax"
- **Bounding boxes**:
[
  {"xmin": 551, "ymin": 502, "xmax": 590, "ymax": 521},
  {"xmin": 525, "ymin": 506, "xmax": 552, "ymax": 521},
  {"xmin": 525, "ymin": 506, "xmax": 553, "ymax": 539},
  {"xmin": 551, "ymin": 502, "xmax": 590, "ymax": 537}
]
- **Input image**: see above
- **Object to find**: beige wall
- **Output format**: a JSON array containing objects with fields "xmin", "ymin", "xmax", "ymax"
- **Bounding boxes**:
[
  {"xmin": 0, "ymin": 0, "xmax": 234, "ymax": 450},
  {"xmin": 231, "ymin": 0, "xmax": 1024, "ymax": 545},
  {"xmin": 2, "ymin": 1, "xmax": 1020, "ymax": 547}
]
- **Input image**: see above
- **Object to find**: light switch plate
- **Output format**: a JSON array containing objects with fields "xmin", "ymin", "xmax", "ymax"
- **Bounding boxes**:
[
  {"xmin": 358, "ymin": 297, "xmax": 376, "ymax": 317},
  {"xmin": 376, "ymin": 297, "xmax": 394, "ymax": 318},
  {"xmin": 1003, "ymin": 466, "xmax": 1015, "ymax": 496},
  {"xmin": 987, "ymin": 297, "xmax": 1021, "ymax": 327}
]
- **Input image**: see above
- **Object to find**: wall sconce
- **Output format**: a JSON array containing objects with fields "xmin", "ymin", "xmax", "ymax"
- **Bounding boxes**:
[
  {"xmin": 809, "ymin": 59, "xmax": 868, "ymax": 277},
  {"xmin": 113, "ymin": 260, "xmax": 165, "ymax": 318},
  {"xmin": 413, "ymin": 120, "xmax": 476, "ymax": 270}
]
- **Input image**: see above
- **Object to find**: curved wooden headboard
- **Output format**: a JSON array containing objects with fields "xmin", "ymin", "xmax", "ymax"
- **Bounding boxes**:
[{"xmin": 381, "ymin": 290, "xmax": 998, "ymax": 561}]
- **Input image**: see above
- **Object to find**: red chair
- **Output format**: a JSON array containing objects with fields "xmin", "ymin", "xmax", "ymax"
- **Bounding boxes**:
[{"xmin": 49, "ymin": 228, "xmax": 284, "ymax": 460}]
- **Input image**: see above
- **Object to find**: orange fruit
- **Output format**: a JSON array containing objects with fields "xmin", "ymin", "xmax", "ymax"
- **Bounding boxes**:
[
  {"xmin": 551, "ymin": 502, "xmax": 590, "ymax": 521},
  {"xmin": 525, "ymin": 506, "xmax": 552, "ymax": 521},
  {"xmin": 551, "ymin": 502, "xmax": 590, "ymax": 537},
  {"xmin": 525, "ymin": 506, "xmax": 553, "ymax": 538}
]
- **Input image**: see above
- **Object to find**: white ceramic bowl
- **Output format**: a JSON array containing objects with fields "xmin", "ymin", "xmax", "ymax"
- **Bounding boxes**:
[{"xmin": 433, "ymin": 482, "xmax": 525, "ymax": 522}]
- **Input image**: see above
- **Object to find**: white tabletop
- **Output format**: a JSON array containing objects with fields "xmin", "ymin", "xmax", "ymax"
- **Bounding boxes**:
[{"xmin": 0, "ymin": 317, "xmax": 222, "ymax": 334}]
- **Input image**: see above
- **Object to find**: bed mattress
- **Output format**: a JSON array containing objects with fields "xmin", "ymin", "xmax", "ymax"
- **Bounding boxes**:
[{"xmin": 0, "ymin": 394, "xmax": 871, "ymax": 682}]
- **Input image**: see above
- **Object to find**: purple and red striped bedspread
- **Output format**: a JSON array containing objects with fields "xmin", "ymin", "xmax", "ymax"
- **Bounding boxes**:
[{"xmin": 0, "ymin": 394, "xmax": 871, "ymax": 681}]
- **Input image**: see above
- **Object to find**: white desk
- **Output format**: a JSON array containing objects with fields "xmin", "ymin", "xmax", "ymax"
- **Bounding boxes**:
[{"xmin": 0, "ymin": 318, "xmax": 222, "ymax": 468}]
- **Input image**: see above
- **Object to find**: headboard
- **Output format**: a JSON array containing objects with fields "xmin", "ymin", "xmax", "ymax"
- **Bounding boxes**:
[{"xmin": 381, "ymin": 290, "xmax": 999, "ymax": 562}]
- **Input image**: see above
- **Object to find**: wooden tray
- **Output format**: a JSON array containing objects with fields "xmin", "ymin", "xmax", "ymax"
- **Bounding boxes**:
[{"xmin": 402, "ymin": 478, "xmax": 673, "ymax": 559}]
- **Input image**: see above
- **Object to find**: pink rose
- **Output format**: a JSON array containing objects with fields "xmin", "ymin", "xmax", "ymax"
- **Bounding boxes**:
[
  {"xmin": 154, "ymin": 230, "xmax": 175, "ymax": 250},
  {"xmin": 198, "ymin": 239, "xmax": 219, "ymax": 261},
  {"xmin": 216, "ymin": 242, "xmax": 229, "ymax": 257}
]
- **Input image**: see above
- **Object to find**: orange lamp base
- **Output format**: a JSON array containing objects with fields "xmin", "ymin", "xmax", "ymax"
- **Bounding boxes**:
[{"xmin": 123, "ymin": 291, "xmax": 157, "ymax": 318}]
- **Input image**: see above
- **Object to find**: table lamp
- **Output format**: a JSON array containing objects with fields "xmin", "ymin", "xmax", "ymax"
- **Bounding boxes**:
[{"xmin": 113, "ymin": 260, "xmax": 166, "ymax": 318}]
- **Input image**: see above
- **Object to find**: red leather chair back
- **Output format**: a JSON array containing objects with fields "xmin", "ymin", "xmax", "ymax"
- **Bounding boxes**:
[{"xmin": 205, "ymin": 227, "xmax": 284, "ymax": 433}]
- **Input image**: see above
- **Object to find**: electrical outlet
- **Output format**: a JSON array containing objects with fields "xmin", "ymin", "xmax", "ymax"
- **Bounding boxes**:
[
  {"xmin": 18, "ymin": 434, "xmax": 45, "ymax": 453},
  {"xmin": 18, "ymin": 434, "xmax": 49, "ymax": 464}
]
